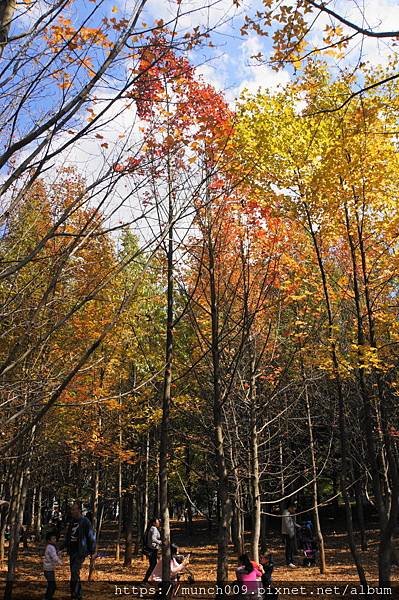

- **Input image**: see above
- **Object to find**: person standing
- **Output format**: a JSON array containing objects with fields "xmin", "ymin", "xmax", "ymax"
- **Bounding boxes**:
[
  {"xmin": 281, "ymin": 502, "xmax": 299, "ymax": 568},
  {"xmin": 61, "ymin": 501, "xmax": 96, "ymax": 600},
  {"xmin": 143, "ymin": 518, "xmax": 161, "ymax": 583},
  {"xmin": 43, "ymin": 532, "xmax": 62, "ymax": 600}
]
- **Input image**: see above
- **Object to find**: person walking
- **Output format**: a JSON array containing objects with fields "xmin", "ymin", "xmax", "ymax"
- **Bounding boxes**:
[
  {"xmin": 43, "ymin": 531, "xmax": 62, "ymax": 600},
  {"xmin": 61, "ymin": 501, "xmax": 96, "ymax": 600},
  {"xmin": 281, "ymin": 502, "xmax": 299, "ymax": 568},
  {"xmin": 143, "ymin": 518, "xmax": 162, "ymax": 583}
]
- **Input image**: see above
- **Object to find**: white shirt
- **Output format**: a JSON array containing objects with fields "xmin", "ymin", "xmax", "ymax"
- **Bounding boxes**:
[
  {"xmin": 147, "ymin": 525, "xmax": 161, "ymax": 549},
  {"xmin": 149, "ymin": 557, "xmax": 186, "ymax": 582},
  {"xmin": 281, "ymin": 510, "xmax": 296, "ymax": 538},
  {"xmin": 43, "ymin": 544, "xmax": 62, "ymax": 571}
]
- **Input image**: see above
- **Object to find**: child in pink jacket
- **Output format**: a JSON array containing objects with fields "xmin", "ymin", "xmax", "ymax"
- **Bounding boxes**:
[{"xmin": 236, "ymin": 553, "xmax": 262, "ymax": 596}]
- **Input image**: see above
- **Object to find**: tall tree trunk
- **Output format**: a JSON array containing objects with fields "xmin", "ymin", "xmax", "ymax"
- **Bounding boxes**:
[
  {"xmin": 143, "ymin": 432, "xmax": 150, "ymax": 532},
  {"xmin": 279, "ymin": 440, "xmax": 285, "ymax": 499},
  {"xmin": 29, "ymin": 487, "xmax": 36, "ymax": 531},
  {"xmin": 354, "ymin": 203, "xmax": 399, "ymax": 582},
  {"xmin": 116, "ymin": 392, "xmax": 123, "ymax": 561},
  {"xmin": 124, "ymin": 491, "xmax": 134, "ymax": 567},
  {"xmin": 159, "ymin": 151, "xmax": 174, "ymax": 583},
  {"xmin": 240, "ymin": 221, "xmax": 261, "ymax": 563},
  {"xmin": 207, "ymin": 211, "xmax": 232, "ymax": 582},
  {"xmin": 354, "ymin": 470, "xmax": 368, "ymax": 551},
  {"xmin": 229, "ymin": 408, "xmax": 244, "ymax": 555},
  {"xmin": 5, "ymin": 463, "xmax": 27, "ymax": 600},
  {"xmin": 304, "ymin": 201, "xmax": 367, "ymax": 586},
  {"xmin": 153, "ymin": 452, "xmax": 160, "ymax": 518},
  {"xmin": 304, "ymin": 383, "xmax": 326, "ymax": 574},
  {"xmin": 116, "ymin": 462, "xmax": 123, "ymax": 561},
  {"xmin": 34, "ymin": 486, "xmax": 42, "ymax": 540},
  {"xmin": 185, "ymin": 446, "xmax": 193, "ymax": 536},
  {"xmin": 250, "ymin": 395, "xmax": 261, "ymax": 563},
  {"xmin": 135, "ymin": 490, "xmax": 141, "ymax": 555},
  {"xmin": 92, "ymin": 460, "xmax": 100, "ymax": 535},
  {"xmin": 234, "ymin": 496, "xmax": 245, "ymax": 555},
  {"xmin": 0, "ymin": 0, "xmax": 16, "ymax": 57},
  {"xmin": 343, "ymin": 202, "xmax": 396, "ymax": 585}
]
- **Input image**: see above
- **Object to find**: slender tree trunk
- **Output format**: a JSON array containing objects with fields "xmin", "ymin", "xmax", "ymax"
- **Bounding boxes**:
[
  {"xmin": 304, "ymin": 383, "xmax": 326, "ymax": 574},
  {"xmin": 343, "ymin": 202, "xmax": 396, "ymax": 584},
  {"xmin": 1, "ymin": 473, "xmax": 10, "ymax": 561},
  {"xmin": 143, "ymin": 432, "xmax": 150, "ymax": 531},
  {"xmin": 229, "ymin": 408, "xmax": 245, "ymax": 555},
  {"xmin": 250, "ymin": 396, "xmax": 261, "ymax": 563},
  {"xmin": 279, "ymin": 440, "xmax": 285, "ymax": 498},
  {"xmin": 304, "ymin": 200, "xmax": 367, "ymax": 586},
  {"xmin": 207, "ymin": 211, "xmax": 232, "ymax": 582},
  {"xmin": 92, "ymin": 460, "xmax": 100, "ymax": 535},
  {"xmin": 5, "ymin": 463, "xmax": 27, "ymax": 600},
  {"xmin": 260, "ymin": 512, "xmax": 268, "ymax": 554},
  {"xmin": 185, "ymin": 446, "xmax": 193, "ymax": 536},
  {"xmin": 124, "ymin": 491, "xmax": 134, "ymax": 567},
  {"xmin": 153, "ymin": 452, "xmax": 160, "ymax": 518},
  {"xmin": 116, "ymin": 462, "xmax": 123, "ymax": 561},
  {"xmin": 0, "ymin": 0, "xmax": 16, "ymax": 57},
  {"xmin": 97, "ymin": 502, "xmax": 105, "ymax": 545},
  {"xmin": 29, "ymin": 487, "xmax": 36, "ymax": 531},
  {"xmin": 135, "ymin": 490, "xmax": 141, "ymax": 555},
  {"xmin": 354, "ymin": 471, "xmax": 368, "ymax": 551},
  {"xmin": 0, "ymin": 526, "xmax": 5, "ymax": 563},
  {"xmin": 235, "ymin": 496, "xmax": 245, "ymax": 555},
  {"xmin": 159, "ymin": 150, "xmax": 174, "ymax": 583},
  {"xmin": 34, "ymin": 486, "xmax": 42, "ymax": 540},
  {"xmin": 354, "ymin": 204, "xmax": 399, "ymax": 581},
  {"xmin": 116, "ymin": 392, "xmax": 123, "ymax": 561}
]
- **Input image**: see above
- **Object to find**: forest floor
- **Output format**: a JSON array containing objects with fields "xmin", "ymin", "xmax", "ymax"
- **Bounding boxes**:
[{"xmin": 1, "ymin": 518, "xmax": 398, "ymax": 599}]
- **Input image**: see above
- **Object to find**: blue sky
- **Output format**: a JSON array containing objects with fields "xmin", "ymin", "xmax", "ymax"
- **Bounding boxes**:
[
  {"xmin": 14, "ymin": 0, "xmax": 399, "ymax": 111},
  {"xmin": 136, "ymin": 0, "xmax": 399, "ymax": 98},
  {"xmin": 8, "ymin": 0, "xmax": 399, "ymax": 221}
]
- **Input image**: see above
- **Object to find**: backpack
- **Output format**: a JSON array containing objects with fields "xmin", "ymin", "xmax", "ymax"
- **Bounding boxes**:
[{"xmin": 142, "ymin": 529, "xmax": 152, "ymax": 556}]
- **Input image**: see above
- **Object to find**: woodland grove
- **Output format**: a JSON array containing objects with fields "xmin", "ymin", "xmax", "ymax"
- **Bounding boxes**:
[{"xmin": 0, "ymin": 0, "xmax": 399, "ymax": 596}]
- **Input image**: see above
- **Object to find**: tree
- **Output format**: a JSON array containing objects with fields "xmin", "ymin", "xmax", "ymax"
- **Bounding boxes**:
[
  {"xmin": 234, "ymin": 64, "xmax": 399, "ymax": 585},
  {"xmin": 241, "ymin": 0, "xmax": 399, "ymax": 99}
]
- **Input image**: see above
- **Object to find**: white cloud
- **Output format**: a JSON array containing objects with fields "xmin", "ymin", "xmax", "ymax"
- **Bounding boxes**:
[
  {"xmin": 308, "ymin": 0, "xmax": 399, "ymax": 67},
  {"xmin": 117, "ymin": 0, "xmax": 239, "ymax": 33},
  {"xmin": 195, "ymin": 58, "xmax": 228, "ymax": 91},
  {"xmin": 231, "ymin": 34, "xmax": 290, "ymax": 100}
]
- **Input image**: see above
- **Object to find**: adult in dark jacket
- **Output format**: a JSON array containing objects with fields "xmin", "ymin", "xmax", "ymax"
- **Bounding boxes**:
[
  {"xmin": 143, "ymin": 518, "xmax": 161, "ymax": 583},
  {"xmin": 61, "ymin": 502, "xmax": 96, "ymax": 600}
]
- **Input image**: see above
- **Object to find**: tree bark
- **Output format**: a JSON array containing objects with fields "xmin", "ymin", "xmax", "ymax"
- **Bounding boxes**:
[
  {"xmin": 250, "ymin": 391, "xmax": 261, "ymax": 563},
  {"xmin": 159, "ymin": 147, "xmax": 174, "ymax": 583},
  {"xmin": 304, "ymin": 383, "xmax": 326, "ymax": 574},
  {"xmin": 124, "ymin": 491, "xmax": 134, "ymax": 567},
  {"xmin": 0, "ymin": 0, "xmax": 16, "ymax": 57},
  {"xmin": 304, "ymin": 200, "xmax": 367, "ymax": 586},
  {"xmin": 116, "ymin": 391, "xmax": 123, "ymax": 561},
  {"xmin": 92, "ymin": 460, "xmax": 100, "ymax": 536},
  {"xmin": 185, "ymin": 446, "xmax": 193, "ymax": 535},
  {"xmin": 207, "ymin": 209, "xmax": 232, "ymax": 582}
]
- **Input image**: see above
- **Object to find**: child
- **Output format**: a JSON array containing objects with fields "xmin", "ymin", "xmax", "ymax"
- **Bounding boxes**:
[
  {"xmin": 236, "ymin": 554, "xmax": 263, "ymax": 598},
  {"xmin": 43, "ymin": 531, "xmax": 62, "ymax": 600},
  {"xmin": 260, "ymin": 554, "xmax": 279, "ymax": 599}
]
